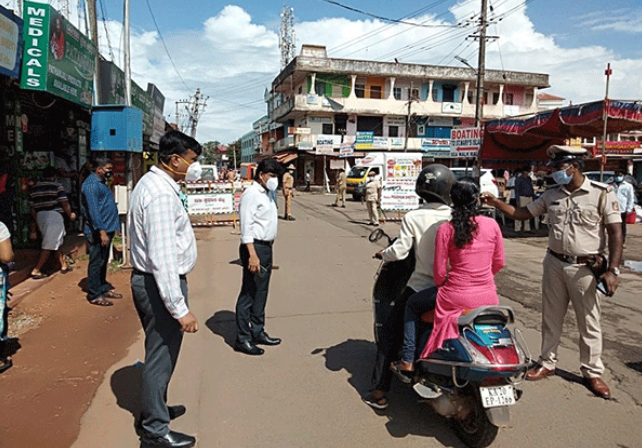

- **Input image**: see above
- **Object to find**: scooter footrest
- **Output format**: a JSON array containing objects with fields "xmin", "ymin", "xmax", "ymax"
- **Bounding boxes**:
[{"xmin": 413, "ymin": 382, "xmax": 443, "ymax": 399}]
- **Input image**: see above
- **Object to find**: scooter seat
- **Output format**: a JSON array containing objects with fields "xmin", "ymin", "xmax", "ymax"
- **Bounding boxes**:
[{"xmin": 457, "ymin": 306, "xmax": 515, "ymax": 327}]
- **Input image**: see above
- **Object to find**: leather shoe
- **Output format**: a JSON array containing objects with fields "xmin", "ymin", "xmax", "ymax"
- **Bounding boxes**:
[
  {"xmin": 168, "ymin": 405, "xmax": 186, "ymax": 420},
  {"xmin": 234, "ymin": 340, "xmax": 264, "ymax": 355},
  {"xmin": 140, "ymin": 430, "xmax": 196, "ymax": 448},
  {"xmin": 525, "ymin": 365, "xmax": 555, "ymax": 381},
  {"xmin": 585, "ymin": 377, "xmax": 611, "ymax": 399},
  {"xmin": 253, "ymin": 332, "xmax": 281, "ymax": 346}
]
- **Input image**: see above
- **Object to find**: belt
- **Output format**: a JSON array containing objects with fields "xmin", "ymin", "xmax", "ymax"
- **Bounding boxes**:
[
  {"xmin": 254, "ymin": 239, "xmax": 274, "ymax": 247},
  {"xmin": 547, "ymin": 249, "xmax": 598, "ymax": 265},
  {"xmin": 133, "ymin": 268, "xmax": 186, "ymax": 279}
]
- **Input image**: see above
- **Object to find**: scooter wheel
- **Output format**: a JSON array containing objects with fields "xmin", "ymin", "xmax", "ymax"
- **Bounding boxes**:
[{"xmin": 451, "ymin": 389, "xmax": 499, "ymax": 448}]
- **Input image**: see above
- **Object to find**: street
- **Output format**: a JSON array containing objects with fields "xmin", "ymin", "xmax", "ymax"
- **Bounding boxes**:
[{"xmin": 7, "ymin": 192, "xmax": 642, "ymax": 448}]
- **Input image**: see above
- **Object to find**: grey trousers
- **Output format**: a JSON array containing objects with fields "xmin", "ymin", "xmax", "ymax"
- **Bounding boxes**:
[{"xmin": 132, "ymin": 271, "xmax": 187, "ymax": 437}]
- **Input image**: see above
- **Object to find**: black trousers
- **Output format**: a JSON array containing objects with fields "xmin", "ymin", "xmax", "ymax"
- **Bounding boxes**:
[
  {"xmin": 621, "ymin": 212, "xmax": 628, "ymax": 243},
  {"xmin": 370, "ymin": 287, "xmax": 416, "ymax": 393},
  {"xmin": 86, "ymin": 231, "xmax": 114, "ymax": 301},
  {"xmin": 132, "ymin": 271, "xmax": 187, "ymax": 437},
  {"xmin": 235, "ymin": 242, "xmax": 273, "ymax": 343}
]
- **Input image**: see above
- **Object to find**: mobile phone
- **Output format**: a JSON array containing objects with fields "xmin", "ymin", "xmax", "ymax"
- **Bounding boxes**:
[
  {"xmin": 596, "ymin": 279, "xmax": 610, "ymax": 296},
  {"xmin": 258, "ymin": 265, "xmax": 268, "ymax": 278}
]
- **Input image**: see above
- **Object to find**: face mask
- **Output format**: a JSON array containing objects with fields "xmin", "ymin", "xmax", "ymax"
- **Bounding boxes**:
[
  {"xmin": 616, "ymin": 176, "xmax": 624, "ymax": 183},
  {"xmin": 185, "ymin": 161, "xmax": 202, "ymax": 182},
  {"xmin": 265, "ymin": 177, "xmax": 279, "ymax": 191},
  {"xmin": 552, "ymin": 167, "xmax": 573, "ymax": 185}
]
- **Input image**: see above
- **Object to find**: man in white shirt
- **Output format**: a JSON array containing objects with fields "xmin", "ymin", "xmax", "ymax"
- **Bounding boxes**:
[
  {"xmin": 234, "ymin": 159, "xmax": 283, "ymax": 356},
  {"xmin": 364, "ymin": 164, "xmax": 455, "ymax": 410},
  {"xmin": 611, "ymin": 170, "xmax": 635, "ymax": 244},
  {"xmin": 128, "ymin": 131, "xmax": 201, "ymax": 448}
]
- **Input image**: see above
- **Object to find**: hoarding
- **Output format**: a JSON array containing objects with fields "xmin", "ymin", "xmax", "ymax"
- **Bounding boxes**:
[
  {"xmin": 421, "ymin": 138, "xmax": 451, "ymax": 158},
  {"xmin": 339, "ymin": 142, "xmax": 354, "ymax": 158},
  {"xmin": 20, "ymin": 2, "xmax": 96, "ymax": 107},
  {"xmin": 381, "ymin": 179, "xmax": 419, "ymax": 211},
  {"xmin": 450, "ymin": 127, "xmax": 481, "ymax": 158},
  {"xmin": 315, "ymin": 137, "xmax": 334, "ymax": 155},
  {"xmin": 0, "ymin": 5, "xmax": 22, "ymax": 79},
  {"xmin": 355, "ymin": 131, "xmax": 374, "ymax": 150}
]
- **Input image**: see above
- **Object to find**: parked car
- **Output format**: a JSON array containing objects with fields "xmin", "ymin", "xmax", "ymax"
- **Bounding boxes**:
[
  {"xmin": 584, "ymin": 171, "xmax": 615, "ymax": 184},
  {"xmin": 450, "ymin": 167, "xmax": 500, "ymax": 198}
]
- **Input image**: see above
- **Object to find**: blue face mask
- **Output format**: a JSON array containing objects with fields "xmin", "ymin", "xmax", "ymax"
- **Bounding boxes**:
[
  {"xmin": 616, "ymin": 176, "xmax": 624, "ymax": 183},
  {"xmin": 552, "ymin": 167, "xmax": 573, "ymax": 185}
]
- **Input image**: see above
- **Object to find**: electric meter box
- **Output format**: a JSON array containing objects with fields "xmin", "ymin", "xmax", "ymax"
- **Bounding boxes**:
[{"xmin": 91, "ymin": 105, "xmax": 143, "ymax": 153}]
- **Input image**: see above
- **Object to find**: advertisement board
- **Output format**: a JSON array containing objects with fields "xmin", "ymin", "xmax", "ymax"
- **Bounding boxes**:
[
  {"xmin": 339, "ymin": 142, "xmax": 354, "ymax": 158},
  {"xmin": 373, "ymin": 136, "xmax": 388, "ymax": 149},
  {"xmin": 20, "ymin": 2, "xmax": 96, "ymax": 107},
  {"xmin": 381, "ymin": 178, "xmax": 419, "ymax": 211},
  {"xmin": 421, "ymin": 138, "xmax": 451, "ymax": 158},
  {"xmin": 355, "ymin": 131, "xmax": 374, "ymax": 150},
  {"xmin": 450, "ymin": 127, "xmax": 481, "ymax": 158},
  {"xmin": 187, "ymin": 193, "xmax": 234, "ymax": 215},
  {"xmin": 315, "ymin": 137, "xmax": 334, "ymax": 155},
  {"xmin": 0, "ymin": 5, "xmax": 22, "ymax": 79}
]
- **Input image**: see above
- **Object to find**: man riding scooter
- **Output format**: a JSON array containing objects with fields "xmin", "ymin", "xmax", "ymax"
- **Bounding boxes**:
[{"xmin": 365, "ymin": 164, "xmax": 456, "ymax": 409}]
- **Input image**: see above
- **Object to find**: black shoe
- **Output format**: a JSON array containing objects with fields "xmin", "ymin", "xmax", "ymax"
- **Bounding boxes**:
[
  {"xmin": 253, "ymin": 332, "xmax": 281, "ymax": 346},
  {"xmin": 287, "ymin": 216, "xmax": 296, "ymax": 221},
  {"xmin": 234, "ymin": 340, "xmax": 265, "ymax": 355},
  {"xmin": 140, "ymin": 430, "xmax": 196, "ymax": 448},
  {"xmin": 168, "ymin": 405, "xmax": 186, "ymax": 420}
]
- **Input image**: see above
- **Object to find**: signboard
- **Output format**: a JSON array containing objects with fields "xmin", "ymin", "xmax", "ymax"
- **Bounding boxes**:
[
  {"xmin": 306, "ymin": 94, "xmax": 318, "ymax": 104},
  {"xmin": 298, "ymin": 141, "xmax": 313, "ymax": 150},
  {"xmin": 385, "ymin": 154, "xmax": 423, "ymax": 180},
  {"xmin": 355, "ymin": 131, "xmax": 374, "ymax": 150},
  {"xmin": 339, "ymin": 142, "xmax": 354, "ymax": 158},
  {"xmin": 591, "ymin": 141, "xmax": 641, "ymax": 156},
  {"xmin": 421, "ymin": 138, "xmax": 451, "ymax": 157},
  {"xmin": 20, "ymin": 2, "xmax": 96, "ymax": 107},
  {"xmin": 442, "ymin": 102, "xmax": 462, "ymax": 114},
  {"xmin": 381, "ymin": 179, "xmax": 419, "ymax": 211},
  {"xmin": 287, "ymin": 127, "xmax": 310, "ymax": 134},
  {"xmin": 390, "ymin": 138, "xmax": 404, "ymax": 149},
  {"xmin": 330, "ymin": 159, "xmax": 344, "ymax": 170},
  {"xmin": 450, "ymin": 127, "xmax": 482, "ymax": 158},
  {"xmin": 384, "ymin": 116, "xmax": 406, "ymax": 126},
  {"xmin": 373, "ymin": 136, "xmax": 388, "ymax": 149},
  {"xmin": 316, "ymin": 137, "xmax": 334, "ymax": 155},
  {"xmin": 187, "ymin": 193, "xmax": 234, "ymax": 215},
  {"xmin": 0, "ymin": 5, "xmax": 22, "ymax": 79},
  {"xmin": 147, "ymin": 83, "xmax": 166, "ymax": 144}
]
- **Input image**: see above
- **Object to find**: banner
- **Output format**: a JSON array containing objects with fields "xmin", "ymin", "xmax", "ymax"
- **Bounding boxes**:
[
  {"xmin": 591, "ymin": 141, "xmax": 641, "ymax": 156},
  {"xmin": 421, "ymin": 138, "xmax": 450, "ymax": 157},
  {"xmin": 0, "ymin": 5, "xmax": 22, "ymax": 79},
  {"xmin": 20, "ymin": 2, "xmax": 96, "ymax": 107},
  {"xmin": 316, "ymin": 137, "xmax": 334, "ymax": 155},
  {"xmin": 450, "ymin": 127, "xmax": 481, "ymax": 158},
  {"xmin": 187, "ymin": 193, "xmax": 234, "ymax": 215},
  {"xmin": 381, "ymin": 178, "xmax": 419, "ymax": 211},
  {"xmin": 339, "ymin": 142, "xmax": 354, "ymax": 158},
  {"xmin": 355, "ymin": 131, "xmax": 374, "ymax": 150}
]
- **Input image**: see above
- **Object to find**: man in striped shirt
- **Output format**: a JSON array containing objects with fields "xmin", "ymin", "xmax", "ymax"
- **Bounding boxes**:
[{"xmin": 128, "ymin": 131, "xmax": 201, "ymax": 448}]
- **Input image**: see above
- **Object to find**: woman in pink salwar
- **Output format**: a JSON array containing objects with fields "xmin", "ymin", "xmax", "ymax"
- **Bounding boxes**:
[{"xmin": 420, "ymin": 180, "xmax": 505, "ymax": 358}]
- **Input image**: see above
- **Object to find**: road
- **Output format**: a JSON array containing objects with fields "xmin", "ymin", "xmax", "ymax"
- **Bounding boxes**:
[{"xmin": 73, "ymin": 192, "xmax": 642, "ymax": 448}]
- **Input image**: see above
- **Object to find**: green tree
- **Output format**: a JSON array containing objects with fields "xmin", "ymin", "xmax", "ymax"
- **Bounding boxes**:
[{"xmin": 201, "ymin": 141, "xmax": 220, "ymax": 165}]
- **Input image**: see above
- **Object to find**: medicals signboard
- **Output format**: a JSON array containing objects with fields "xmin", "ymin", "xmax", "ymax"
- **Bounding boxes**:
[
  {"xmin": 355, "ymin": 131, "xmax": 374, "ymax": 150},
  {"xmin": 0, "ymin": 5, "xmax": 22, "ymax": 79},
  {"xmin": 20, "ymin": 2, "xmax": 96, "ymax": 107},
  {"xmin": 450, "ymin": 127, "xmax": 481, "ymax": 158}
]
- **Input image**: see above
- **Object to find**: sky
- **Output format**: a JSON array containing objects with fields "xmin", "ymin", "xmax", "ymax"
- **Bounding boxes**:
[{"xmin": 5, "ymin": 0, "xmax": 642, "ymax": 144}]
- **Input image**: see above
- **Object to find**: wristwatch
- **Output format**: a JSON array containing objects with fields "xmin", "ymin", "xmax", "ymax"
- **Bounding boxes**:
[{"xmin": 610, "ymin": 267, "xmax": 620, "ymax": 276}]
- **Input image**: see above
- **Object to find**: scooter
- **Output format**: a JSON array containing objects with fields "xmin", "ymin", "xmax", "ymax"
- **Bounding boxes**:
[{"xmin": 370, "ymin": 228, "xmax": 531, "ymax": 448}]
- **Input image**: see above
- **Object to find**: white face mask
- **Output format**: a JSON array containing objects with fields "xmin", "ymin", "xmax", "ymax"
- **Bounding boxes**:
[
  {"xmin": 185, "ymin": 161, "xmax": 203, "ymax": 181},
  {"xmin": 266, "ymin": 177, "xmax": 279, "ymax": 191}
]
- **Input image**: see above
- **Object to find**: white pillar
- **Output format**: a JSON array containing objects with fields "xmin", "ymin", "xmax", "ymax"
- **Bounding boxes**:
[
  {"xmin": 498, "ymin": 84, "xmax": 505, "ymax": 106},
  {"xmin": 426, "ymin": 80, "xmax": 434, "ymax": 102},
  {"xmin": 349, "ymin": 75, "xmax": 357, "ymax": 99},
  {"xmin": 388, "ymin": 77, "xmax": 396, "ymax": 100},
  {"xmin": 464, "ymin": 82, "xmax": 470, "ymax": 104},
  {"xmin": 310, "ymin": 73, "xmax": 316, "ymax": 94}
]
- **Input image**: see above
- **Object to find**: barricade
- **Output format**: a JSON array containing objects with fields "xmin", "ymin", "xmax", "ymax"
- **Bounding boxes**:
[{"xmin": 183, "ymin": 180, "xmax": 252, "ymax": 227}]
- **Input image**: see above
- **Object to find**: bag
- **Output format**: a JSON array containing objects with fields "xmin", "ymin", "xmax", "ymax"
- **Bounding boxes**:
[{"xmin": 626, "ymin": 211, "xmax": 637, "ymax": 224}]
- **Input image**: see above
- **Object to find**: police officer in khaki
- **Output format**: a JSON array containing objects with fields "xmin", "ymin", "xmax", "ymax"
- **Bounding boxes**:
[
  {"xmin": 482, "ymin": 145, "xmax": 623, "ymax": 399},
  {"xmin": 365, "ymin": 170, "xmax": 382, "ymax": 225},
  {"xmin": 333, "ymin": 168, "xmax": 347, "ymax": 208},
  {"xmin": 282, "ymin": 164, "xmax": 296, "ymax": 221}
]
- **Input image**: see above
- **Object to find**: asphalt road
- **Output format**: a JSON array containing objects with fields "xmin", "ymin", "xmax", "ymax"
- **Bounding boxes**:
[{"xmin": 73, "ymin": 192, "xmax": 642, "ymax": 448}]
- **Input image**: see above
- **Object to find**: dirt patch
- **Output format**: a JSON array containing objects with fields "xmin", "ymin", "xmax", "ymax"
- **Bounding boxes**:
[{"xmin": 0, "ymin": 260, "xmax": 141, "ymax": 448}]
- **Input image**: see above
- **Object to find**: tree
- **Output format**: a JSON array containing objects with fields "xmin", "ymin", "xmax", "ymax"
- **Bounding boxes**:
[
  {"xmin": 201, "ymin": 141, "xmax": 220, "ymax": 165},
  {"xmin": 227, "ymin": 139, "xmax": 241, "ymax": 169}
]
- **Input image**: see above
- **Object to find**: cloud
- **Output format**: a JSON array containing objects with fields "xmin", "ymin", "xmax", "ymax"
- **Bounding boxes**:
[
  {"xmin": 20, "ymin": 0, "xmax": 642, "ymax": 144},
  {"xmin": 575, "ymin": 8, "xmax": 642, "ymax": 34}
]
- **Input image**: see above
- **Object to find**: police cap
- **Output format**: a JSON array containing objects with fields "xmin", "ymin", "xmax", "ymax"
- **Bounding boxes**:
[{"xmin": 546, "ymin": 145, "xmax": 588, "ymax": 167}]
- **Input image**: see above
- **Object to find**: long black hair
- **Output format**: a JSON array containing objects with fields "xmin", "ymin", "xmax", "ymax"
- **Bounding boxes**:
[{"xmin": 450, "ymin": 179, "xmax": 481, "ymax": 249}]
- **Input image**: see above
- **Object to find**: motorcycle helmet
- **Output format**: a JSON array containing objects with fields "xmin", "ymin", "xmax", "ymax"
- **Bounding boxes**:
[{"xmin": 415, "ymin": 164, "xmax": 457, "ymax": 205}]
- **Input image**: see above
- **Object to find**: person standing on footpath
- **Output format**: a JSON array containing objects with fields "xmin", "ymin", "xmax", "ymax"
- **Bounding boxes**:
[
  {"xmin": 234, "ymin": 159, "xmax": 282, "ymax": 356},
  {"xmin": 514, "ymin": 166, "xmax": 536, "ymax": 233},
  {"xmin": 0, "ymin": 221, "xmax": 14, "ymax": 374},
  {"xmin": 482, "ymin": 145, "xmax": 622, "ymax": 399},
  {"xmin": 365, "ymin": 170, "xmax": 382, "ymax": 226},
  {"xmin": 81, "ymin": 157, "xmax": 122, "ymax": 307},
  {"xmin": 282, "ymin": 164, "xmax": 296, "ymax": 221},
  {"xmin": 304, "ymin": 169, "xmax": 311, "ymax": 191},
  {"xmin": 29, "ymin": 166, "xmax": 76, "ymax": 279},
  {"xmin": 128, "ymin": 131, "xmax": 202, "ymax": 448},
  {"xmin": 610, "ymin": 170, "xmax": 635, "ymax": 246},
  {"xmin": 333, "ymin": 168, "xmax": 347, "ymax": 208}
]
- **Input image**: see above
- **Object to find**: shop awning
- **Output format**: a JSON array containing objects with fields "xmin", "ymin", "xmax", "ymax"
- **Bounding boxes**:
[
  {"xmin": 273, "ymin": 151, "xmax": 298, "ymax": 164},
  {"xmin": 481, "ymin": 100, "xmax": 642, "ymax": 162}
]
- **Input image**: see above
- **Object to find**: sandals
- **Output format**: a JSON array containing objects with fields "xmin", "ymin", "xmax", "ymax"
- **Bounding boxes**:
[
  {"xmin": 31, "ymin": 272, "xmax": 48, "ymax": 280},
  {"xmin": 363, "ymin": 393, "xmax": 389, "ymax": 410},
  {"xmin": 0, "ymin": 357, "xmax": 13, "ymax": 374},
  {"xmin": 89, "ymin": 297, "xmax": 114, "ymax": 307},
  {"xmin": 60, "ymin": 267, "xmax": 72, "ymax": 274},
  {"xmin": 103, "ymin": 291, "xmax": 123, "ymax": 299},
  {"xmin": 390, "ymin": 361, "xmax": 414, "ymax": 384}
]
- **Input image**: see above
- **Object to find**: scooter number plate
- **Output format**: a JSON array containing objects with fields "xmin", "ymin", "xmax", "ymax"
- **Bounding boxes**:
[{"xmin": 479, "ymin": 385, "xmax": 515, "ymax": 408}]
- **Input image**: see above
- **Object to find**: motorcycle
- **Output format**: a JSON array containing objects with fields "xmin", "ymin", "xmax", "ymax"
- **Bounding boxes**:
[{"xmin": 370, "ymin": 228, "xmax": 531, "ymax": 448}]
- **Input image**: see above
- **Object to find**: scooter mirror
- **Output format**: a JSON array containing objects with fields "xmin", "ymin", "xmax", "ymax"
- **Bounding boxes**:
[{"xmin": 369, "ymin": 228, "xmax": 385, "ymax": 242}]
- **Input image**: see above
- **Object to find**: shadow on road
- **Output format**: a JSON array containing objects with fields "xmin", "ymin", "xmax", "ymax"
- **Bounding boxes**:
[
  {"xmin": 206, "ymin": 310, "xmax": 236, "ymax": 348},
  {"xmin": 318, "ymin": 338, "xmax": 465, "ymax": 446},
  {"xmin": 626, "ymin": 361, "xmax": 642, "ymax": 373},
  {"xmin": 111, "ymin": 364, "xmax": 142, "ymax": 419}
]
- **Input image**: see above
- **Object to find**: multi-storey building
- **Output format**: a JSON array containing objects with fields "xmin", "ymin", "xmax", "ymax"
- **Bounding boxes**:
[{"xmin": 270, "ymin": 44, "xmax": 550, "ymax": 161}]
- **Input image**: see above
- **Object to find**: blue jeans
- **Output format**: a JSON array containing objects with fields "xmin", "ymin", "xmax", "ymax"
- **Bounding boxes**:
[
  {"xmin": 400, "ymin": 287, "xmax": 438, "ymax": 363},
  {"xmin": 86, "ymin": 231, "xmax": 114, "ymax": 301}
]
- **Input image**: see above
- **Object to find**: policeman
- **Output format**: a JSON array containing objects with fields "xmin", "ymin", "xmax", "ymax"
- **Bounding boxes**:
[
  {"xmin": 333, "ymin": 168, "xmax": 347, "ymax": 208},
  {"xmin": 282, "ymin": 164, "xmax": 296, "ymax": 221},
  {"xmin": 482, "ymin": 145, "xmax": 623, "ymax": 399}
]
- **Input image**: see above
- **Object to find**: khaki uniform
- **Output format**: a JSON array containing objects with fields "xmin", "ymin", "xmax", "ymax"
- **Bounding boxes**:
[
  {"xmin": 335, "ymin": 171, "xmax": 347, "ymax": 206},
  {"xmin": 527, "ymin": 177, "xmax": 621, "ymax": 378},
  {"xmin": 364, "ymin": 178, "xmax": 381, "ymax": 225},
  {"xmin": 282, "ymin": 172, "xmax": 295, "ymax": 218}
]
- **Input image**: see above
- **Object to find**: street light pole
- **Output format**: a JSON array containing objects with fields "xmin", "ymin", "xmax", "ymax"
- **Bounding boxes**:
[{"xmin": 474, "ymin": 0, "xmax": 488, "ymax": 128}]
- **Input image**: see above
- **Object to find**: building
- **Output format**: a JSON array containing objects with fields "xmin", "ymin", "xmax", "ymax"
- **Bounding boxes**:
[
  {"xmin": 538, "ymin": 92, "xmax": 565, "ymax": 110},
  {"xmin": 240, "ymin": 130, "xmax": 256, "ymax": 163},
  {"xmin": 268, "ymin": 44, "xmax": 550, "ymax": 184}
]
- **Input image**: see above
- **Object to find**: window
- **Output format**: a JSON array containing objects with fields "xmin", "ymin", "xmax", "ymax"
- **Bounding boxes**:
[
  {"xmin": 492, "ymin": 92, "xmax": 500, "ymax": 105},
  {"xmin": 355, "ymin": 84, "xmax": 365, "ymax": 98},
  {"xmin": 370, "ymin": 86, "xmax": 382, "ymax": 99},
  {"xmin": 388, "ymin": 126, "xmax": 399, "ymax": 137},
  {"xmin": 410, "ymin": 88, "xmax": 420, "ymax": 100},
  {"xmin": 442, "ymin": 85, "xmax": 456, "ymax": 102},
  {"xmin": 394, "ymin": 87, "xmax": 402, "ymax": 100},
  {"xmin": 504, "ymin": 93, "xmax": 514, "ymax": 105},
  {"xmin": 322, "ymin": 123, "xmax": 334, "ymax": 135},
  {"xmin": 298, "ymin": 86, "xmax": 303, "ymax": 94},
  {"xmin": 417, "ymin": 124, "xmax": 426, "ymax": 135},
  {"xmin": 315, "ymin": 81, "xmax": 327, "ymax": 96}
]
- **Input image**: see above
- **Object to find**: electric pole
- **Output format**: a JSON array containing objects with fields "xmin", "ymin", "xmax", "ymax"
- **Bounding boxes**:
[
  {"xmin": 474, "ymin": 0, "xmax": 488, "ymax": 128},
  {"xmin": 87, "ymin": 0, "xmax": 101, "ymax": 104},
  {"xmin": 175, "ymin": 89, "xmax": 209, "ymax": 138}
]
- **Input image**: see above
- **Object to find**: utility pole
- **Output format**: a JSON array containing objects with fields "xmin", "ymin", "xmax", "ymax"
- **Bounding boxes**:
[
  {"xmin": 600, "ymin": 62, "xmax": 612, "ymax": 182},
  {"xmin": 87, "ymin": 0, "xmax": 101, "ymax": 104},
  {"xmin": 123, "ymin": 0, "xmax": 132, "ymax": 267},
  {"xmin": 404, "ymin": 97, "xmax": 412, "ymax": 152},
  {"xmin": 474, "ymin": 0, "xmax": 488, "ymax": 128},
  {"xmin": 175, "ymin": 89, "xmax": 208, "ymax": 137}
]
